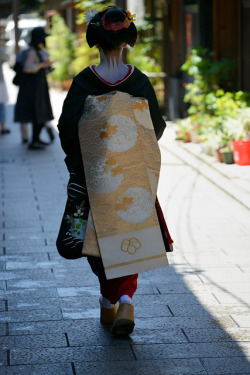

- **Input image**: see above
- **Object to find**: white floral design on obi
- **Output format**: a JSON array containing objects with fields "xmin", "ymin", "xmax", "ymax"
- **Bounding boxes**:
[
  {"xmin": 100, "ymin": 114, "xmax": 138, "ymax": 152},
  {"xmin": 85, "ymin": 156, "xmax": 123, "ymax": 194},
  {"xmin": 134, "ymin": 98, "xmax": 152, "ymax": 129},
  {"xmin": 81, "ymin": 95, "xmax": 109, "ymax": 121},
  {"xmin": 116, "ymin": 187, "xmax": 154, "ymax": 223}
]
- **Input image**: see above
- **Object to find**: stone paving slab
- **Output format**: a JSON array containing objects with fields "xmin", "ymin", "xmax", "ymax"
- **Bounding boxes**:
[
  {"xmin": 0, "ymin": 300, "xmax": 5, "ymax": 311},
  {"xmin": 156, "ymin": 288, "xmax": 219, "ymax": 304},
  {"xmin": 7, "ymin": 279, "xmax": 60, "ymax": 289},
  {"xmin": 135, "ymin": 315, "xmax": 236, "ymax": 330},
  {"xmin": 196, "ymin": 269, "xmax": 250, "ymax": 283},
  {"xmin": 8, "ymin": 319, "xmax": 112, "ymax": 336},
  {"xmin": 0, "ymin": 364, "xmax": 74, "ymax": 375},
  {"xmin": 0, "ymin": 323, "xmax": 6, "ymax": 335},
  {"xmin": 0, "ymin": 307, "xmax": 62, "ymax": 323},
  {"xmin": 176, "ymin": 282, "xmax": 250, "ymax": 295},
  {"xmin": 0, "ymin": 288, "xmax": 58, "ymax": 299},
  {"xmin": 61, "ymin": 299, "xmax": 174, "ymax": 320},
  {"xmin": 9, "ymin": 345, "xmax": 135, "ymax": 365},
  {"xmin": 132, "ymin": 342, "xmax": 250, "ymax": 359},
  {"xmin": 5, "ymin": 246, "xmax": 57, "ymax": 254},
  {"xmin": 73, "ymin": 359, "xmax": 208, "ymax": 375},
  {"xmin": 177, "ymin": 305, "xmax": 250, "ymax": 317},
  {"xmin": 0, "ymin": 269, "xmax": 53, "ymax": 281},
  {"xmin": 212, "ymin": 292, "xmax": 250, "ymax": 305},
  {"xmin": 2, "ymin": 220, "xmax": 41, "ymax": 229},
  {"xmin": 6, "ymin": 297, "xmax": 66, "ymax": 311},
  {"xmin": 7, "ymin": 318, "xmax": 195, "ymax": 338},
  {"xmin": 67, "ymin": 327, "xmax": 187, "ymax": 346},
  {"xmin": 0, "ymin": 240, "xmax": 46, "ymax": 247},
  {"xmin": 0, "ymin": 263, "xmax": 5, "ymax": 271},
  {"xmin": 0, "ymin": 254, "xmax": 49, "ymax": 262},
  {"xmin": 231, "ymin": 314, "xmax": 250, "ymax": 327},
  {"xmin": 1, "ymin": 333, "xmax": 67, "ymax": 350},
  {"xmin": 5, "ymin": 260, "xmax": 67, "ymax": 271},
  {"xmin": 0, "ymin": 351, "xmax": 7, "ymax": 367},
  {"xmin": 201, "ymin": 356, "xmax": 250, "ymax": 374},
  {"xmin": 183, "ymin": 327, "xmax": 250, "ymax": 342},
  {"xmin": 54, "ymin": 277, "xmax": 99, "ymax": 288}
]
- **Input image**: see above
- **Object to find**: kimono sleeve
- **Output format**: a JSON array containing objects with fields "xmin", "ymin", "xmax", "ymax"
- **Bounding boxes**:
[
  {"xmin": 57, "ymin": 80, "xmax": 88, "ymax": 158},
  {"xmin": 140, "ymin": 78, "xmax": 166, "ymax": 140}
]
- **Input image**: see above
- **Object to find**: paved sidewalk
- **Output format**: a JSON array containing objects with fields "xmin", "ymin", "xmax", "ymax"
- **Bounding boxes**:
[
  {"xmin": 163, "ymin": 123, "xmax": 250, "ymax": 210},
  {"xmin": 0, "ymin": 65, "xmax": 250, "ymax": 374}
]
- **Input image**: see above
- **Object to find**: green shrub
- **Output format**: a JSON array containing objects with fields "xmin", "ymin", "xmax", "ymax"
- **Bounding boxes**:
[
  {"xmin": 181, "ymin": 46, "xmax": 238, "ymax": 116},
  {"xmin": 47, "ymin": 14, "xmax": 76, "ymax": 83},
  {"xmin": 177, "ymin": 46, "xmax": 250, "ymax": 147},
  {"xmin": 72, "ymin": 35, "xmax": 99, "ymax": 75}
]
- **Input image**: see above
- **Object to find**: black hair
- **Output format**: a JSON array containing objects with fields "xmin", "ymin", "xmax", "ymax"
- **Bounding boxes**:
[
  {"xmin": 29, "ymin": 27, "xmax": 49, "ymax": 47},
  {"xmin": 86, "ymin": 7, "xmax": 137, "ymax": 51}
]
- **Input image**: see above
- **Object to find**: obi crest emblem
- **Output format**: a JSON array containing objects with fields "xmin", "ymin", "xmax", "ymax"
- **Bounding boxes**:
[{"xmin": 121, "ymin": 238, "xmax": 142, "ymax": 255}]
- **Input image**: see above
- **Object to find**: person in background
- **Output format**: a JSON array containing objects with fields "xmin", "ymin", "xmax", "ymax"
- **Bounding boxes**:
[
  {"xmin": 20, "ymin": 121, "xmax": 55, "ymax": 144},
  {"xmin": 14, "ymin": 27, "xmax": 54, "ymax": 150},
  {"xmin": 0, "ymin": 47, "xmax": 10, "ymax": 135}
]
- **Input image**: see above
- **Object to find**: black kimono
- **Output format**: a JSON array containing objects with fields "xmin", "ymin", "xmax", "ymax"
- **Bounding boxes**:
[
  {"xmin": 14, "ymin": 47, "xmax": 53, "ymax": 124},
  {"xmin": 58, "ymin": 66, "xmax": 166, "ymax": 172}
]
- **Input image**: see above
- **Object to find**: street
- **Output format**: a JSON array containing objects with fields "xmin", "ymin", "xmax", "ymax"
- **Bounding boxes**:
[{"xmin": 0, "ymin": 64, "xmax": 250, "ymax": 374}]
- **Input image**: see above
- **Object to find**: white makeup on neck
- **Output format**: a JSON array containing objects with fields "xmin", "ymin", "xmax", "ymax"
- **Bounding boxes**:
[{"xmin": 95, "ymin": 46, "xmax": 129, "ymax": 84}]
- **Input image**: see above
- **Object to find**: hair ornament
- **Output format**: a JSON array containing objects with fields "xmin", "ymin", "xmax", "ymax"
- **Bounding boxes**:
[
  {"xmin": 83, "ymin": 8, "xmax": 98, "ymax": 25},
  {"xmin": 101, "ymin": 14, "xmax": 126, "ymax": 31},
  {"xmin": 102, "ymin": 5, "xmax": 122, "ymax": 12},
  {"xmin": 125, "ymin": 10, "xmax": 136, "ymax": 28},
  {"xmin": 100, "ymin": 5, "xmax": 136, "ymax": 31}
]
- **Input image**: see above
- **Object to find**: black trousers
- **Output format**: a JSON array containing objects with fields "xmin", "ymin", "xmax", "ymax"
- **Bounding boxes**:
[{"xmin": 32, "ymin": 122, "xmax": 44, "ymax": 143}]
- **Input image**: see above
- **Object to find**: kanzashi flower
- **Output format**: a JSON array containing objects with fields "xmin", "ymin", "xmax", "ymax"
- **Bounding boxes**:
[
  {"xmin": 125, "ymin": 10, "xmax": 136, "ymax": 28},
  {"xmin": 83, "ymin": 8, "xmax": 98, "ymax": 24}
]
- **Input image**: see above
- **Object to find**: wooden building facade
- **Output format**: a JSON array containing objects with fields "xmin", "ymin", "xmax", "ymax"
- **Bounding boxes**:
[{"xmin": 165, "ymin": 0, "xmax": 250, "ymax": 118}]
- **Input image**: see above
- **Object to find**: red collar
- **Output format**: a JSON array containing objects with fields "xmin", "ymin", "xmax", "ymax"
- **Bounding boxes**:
[{"xmin": 90, "ymin": 65, "xmax": 134, "ymax": 86}]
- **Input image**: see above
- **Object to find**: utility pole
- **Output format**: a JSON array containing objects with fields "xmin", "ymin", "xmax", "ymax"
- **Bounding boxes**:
[
  {"xmin": 13, "ymin": 0, "xmax": 20, "ymax": 56},
  {"xmin": 163, "ymin": 0, "xmax": 171, "ymax": 118}
]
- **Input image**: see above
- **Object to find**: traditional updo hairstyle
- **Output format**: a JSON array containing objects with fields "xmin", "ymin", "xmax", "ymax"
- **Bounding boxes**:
[{"xmin": 86, "ymin": 6, "xmax": 137, "ymax": 51}]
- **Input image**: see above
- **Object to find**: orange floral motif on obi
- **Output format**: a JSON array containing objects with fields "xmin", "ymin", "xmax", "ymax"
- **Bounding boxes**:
[
  {"xmin": 100, "ymin": 124, "xmax": 118, "ymax": 139},
  {"xmin": 134, "ymin": 100, "xmax": 149, "ymax": 112},
  {"xmin": 96, "ymin": 95, "xmax": 107, "ymax": 102},
  {"xmin": 121, "ymin": 238, "xmax": 142, "ymax": 255},
  {"xmin": 102, "ymin": 158, "xmax": 122, "ymax": 176},
  {"xmin": 111, "ymin": 166, "xmax": 123, "ymax": 176},
  {"xmin": 106, "ymin": 157, "xmax": 117, "ymax": 165},
  {"xmin": 115, "ymin": 196, "xmax": 134, "ymax": 210}
]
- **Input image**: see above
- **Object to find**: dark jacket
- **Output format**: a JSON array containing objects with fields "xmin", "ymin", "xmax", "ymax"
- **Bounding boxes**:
[
  {"xmin": 58, "ymin": 66, "xmax": 166, "ymax": 172},
  {"xmin": 14, "ymin": 47, "xmax": 53, "ymax": 123}
]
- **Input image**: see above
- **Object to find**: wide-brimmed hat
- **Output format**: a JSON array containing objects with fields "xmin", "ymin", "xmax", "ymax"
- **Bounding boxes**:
[{"xmin": 30, "ymin": 27, "xmax": 50, "ymax": 46}]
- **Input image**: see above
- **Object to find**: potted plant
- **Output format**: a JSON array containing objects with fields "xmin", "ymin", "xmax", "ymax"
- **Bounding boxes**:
[
  {"xmin": 175, "ymin": 117, "xmax": 192, "ymax": 142},
  {"xmin": 220, "ymin": 145, "xmax": 234, "ymax": 164},
  {"xmin": 232, "ymin": 139, "xmax": 250, "ymax": 165},
  {"xmin": 229, "ymin": 108, "xmax": 250, "ymax": 165}
]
